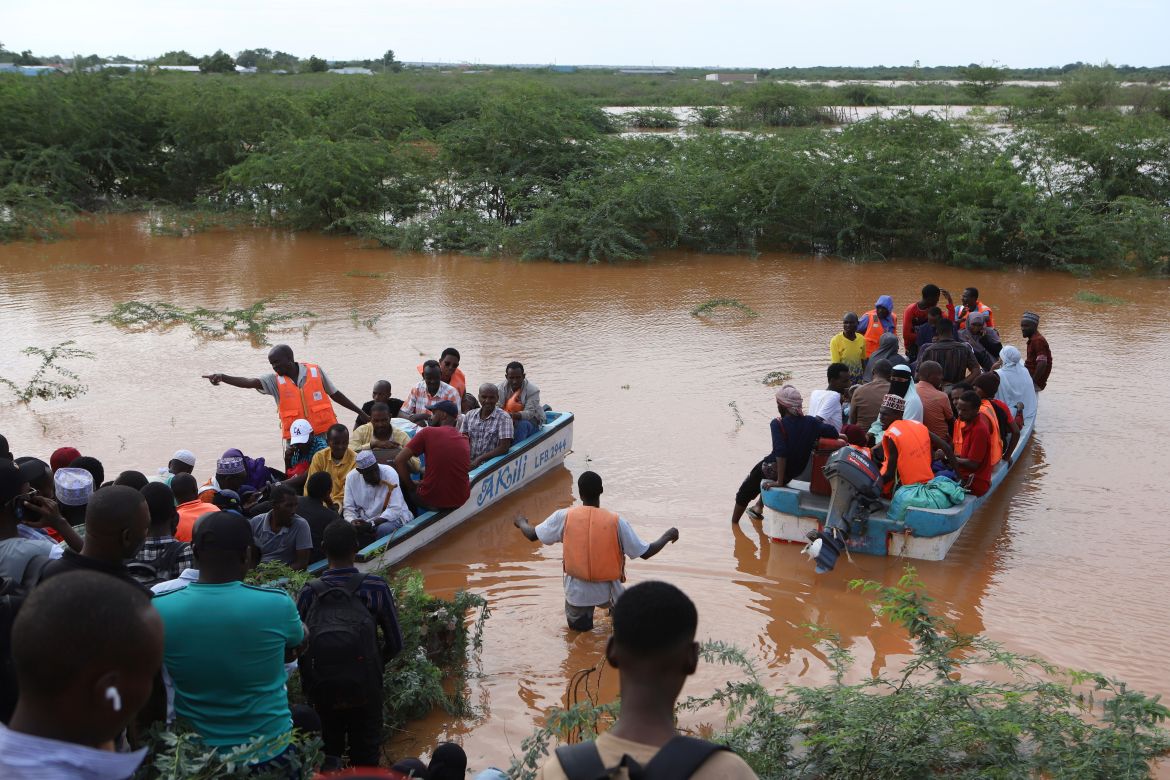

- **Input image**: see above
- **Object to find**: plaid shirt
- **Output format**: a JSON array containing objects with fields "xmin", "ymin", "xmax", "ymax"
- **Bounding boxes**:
[
  {"xmin": 401, "ymin": 380, "xmax": 461, "ymax": 418},
  {"xmin": 132, "ymin": 535, "xmax": 194, "ymax": 580},
  {"xmin": 296, "ymin": 567, "xmax": 403, "ymax": 661},
  {"xmin": 458, "ymin": 406, "xmax": 515, "ymax": 461}
]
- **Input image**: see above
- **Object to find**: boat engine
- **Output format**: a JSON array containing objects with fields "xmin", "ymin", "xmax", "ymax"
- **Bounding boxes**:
[{"xmin": 803, "ymin": 446, "xmax": 883, "ymax": 573}]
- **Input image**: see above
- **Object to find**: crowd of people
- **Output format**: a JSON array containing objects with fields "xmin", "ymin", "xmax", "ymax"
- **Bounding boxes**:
[{"xmin": 734, "ymin": 284, "xmax": 1051, "ymax": 523}]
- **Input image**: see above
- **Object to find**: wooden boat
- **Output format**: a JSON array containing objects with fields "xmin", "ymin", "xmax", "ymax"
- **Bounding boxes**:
[
  {"xmin": 309, "ymin": 410, "xmax": 574, "ymax": 574},
  {"xmin": 761, "ymin": 410, "xmax": 1035, "ymax": 561}
]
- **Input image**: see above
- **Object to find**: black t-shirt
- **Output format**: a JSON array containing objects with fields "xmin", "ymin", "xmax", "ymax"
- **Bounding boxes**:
[
  {"xmin": 41, "ymin": 550, "xmax": 153, "ymax": 595},
  {"xmin": 355, "ymin": 398, "xmax": 405, "ymax": 428},
  {"xmin": 296, "ymin": 496, "xmax": 340, "ymax": 563}
]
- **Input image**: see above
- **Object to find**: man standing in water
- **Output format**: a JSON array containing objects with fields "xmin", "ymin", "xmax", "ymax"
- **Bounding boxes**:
[
  {"xmin": 514, "ymin": 471, "xmax": 679, "ymax": 631},
  {"xmin": 1020, "ymin": 311, "xmax": 1052, "ymax": 391},
  {"xmin": 203, "ymin": 345, "xmax": 368, "ymax": 455}
]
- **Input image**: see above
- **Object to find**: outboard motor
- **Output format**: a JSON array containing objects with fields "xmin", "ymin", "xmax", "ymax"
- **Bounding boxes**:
[{"xmin": 802, "ymin": 447, "xmax": 883, "ymax": 573}]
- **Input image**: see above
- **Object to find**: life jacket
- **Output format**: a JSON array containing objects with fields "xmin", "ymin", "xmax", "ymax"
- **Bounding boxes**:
[
  {"xmin": 881, "ymin": 419, "xmax": 935, "ymax": 487},
  {"xmin": 562, "ymin": 506, "xmax": 624, "ymax": 583},
  {"xmin": 276, "ymin": 363, "xmax": 336, "ymax": 438},
  {"xmin": 979, "ymin": 400, "xmax": 1003, "ymax": 464},
  {"xmin": 862, "ymin": 308, "xmax": 898, "ymax": 358},
  {"xmin": 503, "ymin": 386, "xmax": 524, "ymax": 415},
  {"xmin": 957, "ymin": 301, "xmax": 994, "ymax": 329}
]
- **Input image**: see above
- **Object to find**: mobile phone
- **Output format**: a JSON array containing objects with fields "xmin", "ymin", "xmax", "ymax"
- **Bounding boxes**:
[{"xmin": 13, "ymin": 490, "xmax": 37, "ymax": 521}]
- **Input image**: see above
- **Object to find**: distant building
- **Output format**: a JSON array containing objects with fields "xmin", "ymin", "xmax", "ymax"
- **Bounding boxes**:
[
  {"xmin": 617, "ymin": 67, "xmax": 675, "ymax": 75},
  {"xmin": 85, "ymin": 62, "xmax": 148, "ymax": 73},
  {"xmin": 0, "ymin": 64, "xmax": 63, "ymax": 76},
  {"xmin": 157, "ymin": 65, "xmax": 201, "ymax": 73},
  {"xmin": 705, "ymin": 73, "xmax": 757, "ymax": 84},
  {"xmin": 328, "ymin": 67, "xmax": 374, "ymax": 75}
]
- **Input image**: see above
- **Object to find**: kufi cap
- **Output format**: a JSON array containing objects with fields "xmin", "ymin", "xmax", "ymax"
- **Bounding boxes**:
[
  {"xmin": 774, "ymin": 384, "xmax": 803, "ymax": 415},
  {"xmin": 54, "ymin": 467, "xmax": 94, "ymax": 506},
  {"xmin": 192, "ymin": 511, "xmax": 253, "ymax": 551},
  {"xmin": 1021, "ymin": 311, "xmax": 1040, "ymax": 325},
  {"xmin": 355, "ymin": 450, "xmax": 378, "ymax": 470},
  {"xmin": 427, "ymin": 400, "xmax": 459, "ymax": 418},
  {"xmin": 49, "ymin": 446, "xmax": 81, "ymax": 472},
  {"xmin": 172, "ymin": 449, "xmax": 197, "ymax": 468},
  {"xmin": 967, "ymin": 312, "xmax": 986, "ymax": 326},
  {"xmin": 216, "ymin": 456, "xmax": 246, "ymax": 476},
  {"xmin": 289, "ymin": 419, "xmax": 313, "ymax": 445},
  {"xmin": 880, "ymin": 394, "xmax": 906, "ymax": 413}
]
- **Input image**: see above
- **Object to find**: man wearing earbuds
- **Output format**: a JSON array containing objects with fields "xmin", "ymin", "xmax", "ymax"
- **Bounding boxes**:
[{"xmin": 0, "ymin": 571, "xmax": 164, "ymax": 778}]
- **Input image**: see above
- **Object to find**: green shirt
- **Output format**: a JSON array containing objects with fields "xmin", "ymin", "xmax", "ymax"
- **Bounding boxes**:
[{"xmin": 153, "ymin": 581, "xmax": 304, "ymax": 760}]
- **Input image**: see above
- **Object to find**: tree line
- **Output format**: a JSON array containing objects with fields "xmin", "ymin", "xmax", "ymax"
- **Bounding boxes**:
[{"xmin": 0, "ymin": 71, "xmax": 1167, "ymax": 273}]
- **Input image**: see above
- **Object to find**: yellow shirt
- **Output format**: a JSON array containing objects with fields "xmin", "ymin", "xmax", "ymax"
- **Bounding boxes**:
[
  {"xmin": 349, "ymin": 423, "xmax": 421, "ymax": 472},
  {"xmin": 538, "ymin": 732, "xmax": 757, "ymax": 780},
  {"xmin": 304, "ymin": 448, "xmax": 356, "ymax": 507},
  {"xmin": 830, "ymin": 332, "xmax": 866, "ymax": 383}
]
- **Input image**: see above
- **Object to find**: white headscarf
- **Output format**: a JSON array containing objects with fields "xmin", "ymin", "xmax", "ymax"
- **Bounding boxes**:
[{"xmin": 995, "ymin": 345, "xmax": 1037, "ymax": 422}]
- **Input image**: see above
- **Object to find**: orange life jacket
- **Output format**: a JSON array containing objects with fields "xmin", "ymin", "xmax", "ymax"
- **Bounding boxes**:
[
  {"xmin": 862, "ymin": 308, "xmax": 898, "ymax": 358},
  {"xmin": 503, "ymin": 387, "xmax": 524, "ymax": 415},
  {"xmin": 957, "ymin": 301, "xmax": 994, "ymax": 329},
  {"xmin": 562, "ymin": 506, "xmax": 624, "ymax": 583},
  {"xmin": 881, "ymin": 419, "xmax": 935, "ymax": 488},
  {"xmin": 276, "ymin": 363, "xmax": 336, "ymax": 438},
  {"xmin": 979, "ymin": 400, "xmax": 1003, "ymax": 464}
]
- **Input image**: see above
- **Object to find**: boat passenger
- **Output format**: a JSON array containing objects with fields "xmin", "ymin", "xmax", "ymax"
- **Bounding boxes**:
[
  {"xmin": 513, "ymin": 471, "xmax": 680, "ymax": 631},
  {"xmin": 915, "ymin": 318, "xmax": 981, "ymax": 386},
  {"xmin": 343, "ymin": 450, "xmax": 413, "ymax": 539},
  {"xmin": 829, "ymin": 313, "xmax": 867, "ymax": 385},
  {"xmin": 153, "ymin": 511, "xmax": 306, "ymax": 771},
  {"xmin": 295, "ymin": 520, "xmax": 402, "ymax": 769},
  {"xmin": 249, "ymin": 485, "xmax": 312, "ymax": 571},
  {"xmin": 354, "ymin": 379, "xmax": 396, "ymax": 429},
  {"xmin": 41, "ymin": 485, "xmax": 151, "ymax": 595},
  {"xmin": 417, "ymin": 347, "xmax": 469, "ymax": 400},
  {"xmin": 458, "ymin": 383, "xmax": 515, "ymax": 470},
  {"xmin": 283, "ymin": 419, "xmax": 315, "ymax": 486},
  {"xmin": 972, "ymin": 373, "xmax": 1020, "ymax": 465},
  {"xmin": 872, "ymin": 395, "xmax": 956, "ymax": 495},
  {"xmin": 953, "ymin": 391, "xmax": 996, "ymax": 496},
  {"xmin": 913, "ymin": 306, "xmax": 944, "ymax": 356},
  {"xmin": 1020, "ymin": 311, "xmax": 1052, "ymax": 391},
  {"xmin": 150, "ymin": 449, "xmax": 197, "ymax": 487},
  {"xmin": 955, "ymin": 286, "xmax": 995, "ymax": 329},
  {"xmin": 351, "ymin": 403, "xmax": 420, "ymax": 472},
  {"xmin": 401, "ymin": 360, "xmax": 462, "ymax": 426},
  {"xmin": 198, "ymin": 455, "xmax": 252, "ymax": 505},
  {"xmin": 497, "ymin": 361, "xmax": 545, "ymax": 443},
  {"xmin": 889, "ymin": 364, "xmax": 924, "ymax": 423},
  {"xmin": 128, "ymin": 482, "xmax": 193, "ymax": 586},
  {"xmin": 808, "ymin": 363, "xmax": 852, "ymax": 433},
  {"xmin": 849, "ymin": 360, "xmax": 892, "ymax": 432},
  {"xmin": 203, "ymin": 344, "xmax": 369, "ymax": 453},
  {"xmin": 958, "ymin": 312, "xmax": 1003, "ymax": 371},
  {"xmin": 731, "ymin": 385, "xmax": 838, "ymax": 524},
  {"xmin": 304, "ymin": 424, "xmax": 355, "ymax": 508},
  {"xmin": 903, "ymin": 284, "xmax": 955, "ymax": 362},
  {"xmin": 0, "ymin": 571, "xmax": 162, "ymax": 779},
  {"xmin": 858, "ymin": 295, "xmax": 898, "ymax": 358},
  {"xmin": 536, "ymin": 581, "xmax": 757, "ymax": 778},
  {"xmin": 297, "ymin": 472, "xmax": 340, "ymax": 562},
  {"xmin": 915, "ymin": 361, "xmax": 954, "ymax": 442},
  {"xmin": 995, "ymin": 345, "xmax": 1038, "ymax": 422},
  {"xmin": 863, "ymin": 333, "xmax": 905, "ymax": 382},
  {"xmin": 394, "ymin": 401, "xmax": 470, "ymax": 512}
]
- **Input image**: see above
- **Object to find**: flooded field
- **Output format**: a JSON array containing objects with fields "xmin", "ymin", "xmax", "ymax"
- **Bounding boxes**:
[{"xmin": 2, "ymin": 215, "xmax": 1168, "ymax": 769}]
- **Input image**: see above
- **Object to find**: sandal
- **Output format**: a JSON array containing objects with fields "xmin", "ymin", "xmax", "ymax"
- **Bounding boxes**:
[{"xmin": 746, "ymin": 506, "xmax": 763, "ymax": 521}]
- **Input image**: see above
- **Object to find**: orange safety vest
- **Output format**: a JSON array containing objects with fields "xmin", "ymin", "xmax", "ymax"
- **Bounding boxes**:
[
  {"xmin": 562, "ymin": 506, "xmax": 625, "ymax": 583},
  {"xmin": 861, "ymin": 308, "xmax": 898, "ymax": 358},
  {"xmin": 979, "ymin": 400, "xmax": 1003, "ymax": 464},
  {"xmin": 503, "ymin": 387, "xmax": 524, "ymax": 415},
  {"xmin": 881, "ymin": 419, "xmax": 935, "ymax": 487},
  {"xmin": 957, "ymin": 301, "xmax": 994, "ymax": 329},
  {"xmin": 276, "ymin": 363, "xmax": 336, "ymax": 438}
]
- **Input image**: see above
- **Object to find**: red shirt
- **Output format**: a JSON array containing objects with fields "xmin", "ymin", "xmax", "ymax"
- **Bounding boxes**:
[
  {"xmin": 408, "ymin": 426, "xmax": 471, "ymax": 509},
  {"xmin": 957, "ymin": 415, "xmax": 994, "ymax": 497},
  {"xmin": 902, "ymin": 301, "xmax": 955, "ymax": 353},
  {"xmin": 1025, "ymin": 332, "xmax": 1052, "ymax": 389}
]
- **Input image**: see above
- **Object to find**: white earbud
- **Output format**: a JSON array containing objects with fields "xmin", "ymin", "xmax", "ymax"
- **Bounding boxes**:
[{"xmin": 105, "ymin": 686, "xmax": 122, "ymax": 713}]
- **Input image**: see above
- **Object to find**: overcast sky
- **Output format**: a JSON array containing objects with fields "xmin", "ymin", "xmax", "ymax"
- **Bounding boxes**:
[{"xmin": 4, "ymin": 0, "xmax": 1167, "ymax": 68}]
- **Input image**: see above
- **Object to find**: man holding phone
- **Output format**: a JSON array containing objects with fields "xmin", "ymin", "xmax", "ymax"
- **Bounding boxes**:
[{"xmin": 0, "ymin": 462, "xmax": 81, "ymax": 583}]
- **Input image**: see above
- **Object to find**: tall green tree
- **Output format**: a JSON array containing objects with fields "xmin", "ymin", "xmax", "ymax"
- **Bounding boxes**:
[
  {"xmin": 198, "ymin": 50, "xmax": 236, "ymax": 74},
  {"xmin": 156, "ymin": 50, "xmax": 198, "ymax": 66},
  {"xmin": 381, "ymin": 49, "xmax": 402, "ymax": 72},
  {"xmin": 958, "ymin": 63, "xmax": 1004, "ymax": 104},
  {"xmin": 306, "ymin": 56, "xmax": 328, "ymax": 73}
]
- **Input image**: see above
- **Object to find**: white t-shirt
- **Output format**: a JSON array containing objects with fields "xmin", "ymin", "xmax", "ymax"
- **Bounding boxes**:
[
  {"xmin": 808, "ymin": 389, "xmax": 844, "ymax": 432},
  {"xmin": 534, "ymin": 509, "xmax": 649, "ymax": 608}
]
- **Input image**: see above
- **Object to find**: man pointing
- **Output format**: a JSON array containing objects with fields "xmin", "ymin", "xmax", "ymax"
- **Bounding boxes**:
[{"xmin": 203, "ymin": 344, "xmax": 368, "ymax": 455}]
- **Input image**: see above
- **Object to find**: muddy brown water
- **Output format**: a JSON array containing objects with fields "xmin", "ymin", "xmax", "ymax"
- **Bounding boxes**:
[{"xmin": 2, "ymin": 215, "xmax": 1169, "ymax": 770}]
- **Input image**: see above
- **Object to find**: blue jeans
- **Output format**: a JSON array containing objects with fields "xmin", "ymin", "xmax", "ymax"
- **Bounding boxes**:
[{"xmin": 514, "ymin": 420, "xmax": 537, "ymax": 443}]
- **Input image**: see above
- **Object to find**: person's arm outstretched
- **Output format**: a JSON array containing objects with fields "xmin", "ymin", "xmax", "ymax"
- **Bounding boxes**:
[
  {"xmin": 639, "ymin": 527, "xmax": 680, "ymax": 560},
  {"xmin": 513, "ymin": 513, "xmax": 539, "ymax": 542},
  {"xmin": 203, "ymin": 373, "xmax": 262, "ymax": 389}
]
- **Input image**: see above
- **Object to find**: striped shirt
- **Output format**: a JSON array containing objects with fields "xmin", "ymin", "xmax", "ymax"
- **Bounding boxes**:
[
  {"xmin": 130, "ymin": 535, "xmax": 194, "ymax": 582},
  {"xmin": 0, "ymin": 723, "xmax": 147, "ymax": 780}
]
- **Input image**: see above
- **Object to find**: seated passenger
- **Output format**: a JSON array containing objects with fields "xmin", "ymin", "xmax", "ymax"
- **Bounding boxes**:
[
  {"xmin": 858, "ymin": 295, "xmax": 898, "ymax": 359},
  {"xmin": 913, "ymin": 305, "xmax": 944, "ymax": 357},
  {"xmin": 249, "ymin": 485, "xmax": 313, "ymax": 571},
  {"xmin": 497, "ymin": 361, "xmax": 545, "ymax": 443},
  {"xmin": 808, "ymin": 363, "xmax": 852, "ymax": 433},
  {"xmin": 394, "ymin": 401, "xmax": 470, "ymax": 512},
  {"xmin": 173, "ymin": 473, "xmax": 219, "ymax": 543},
  {"xmin": 355, "ymin": 379, "xmax": 397, "ymax": 429},
  {"xmin": 955, "ymin": 286, "xmax": 995, "ymax": 329},
  {"xmin": 282, "ymin": 419, "xmax": 315, "ymax": 487},
  {"xmin": 458, "ymin": 383, "xmax": 515, "ymax": 470},
  {"xmin": 995, "ymin": 345, "xmax": 1037, "ymax": 423},
  {"xmin": 297, "ymin": 472, "xmax": 340, "ymax": 562},
  {"xmin": 849, "ymin": 359, "xmax": 892, "ymax": 432},
  {"xmin": 953, "ymin": 391, "xmax": 995, "ymax": 496},
  {"xmin": 150, "ymin": 449, "xmax": 197, "ymax": 486},
  {"xmin": 401, "ymin": 360, "xmax": 462, "ymax": 426},
  {"xmin": 731, "ymin": 385, "xmax": 838, "ymax": 524},
  {"xmin": 350, "ymin": 402, "xmax": 420, "ymax": 472},
  {"xmin": 829, "ymin": 313, "xmax": 866, "ymax": 386},
  {"xmin": 864, "ymin": 332, "xmax": 905, "ymax": 381},
  {"xmin": 871, "ymin": 394, "xmax": 956, "ymax": 496},
  {"xmin": 417, "ymin": 347, "xmax": 468, "ymax": 399},
  {"xmin": 199, "ymin": 455, "xmax": 253, "ymax": 504},
  {"xmin": 959, "ymin": 312, "xmax": 1003, "ymax": 371},
  {"xmin": 915, "ymin": 360, "xmax": 954, "ymax": 442},
  {"xmin": 889, "ymin": 364, "xmax": 924, "ymax": 423},
  {"xmin": 343, "ymin": 450, "xmax": 413, "ymax": 539},
  {"xmin": 304, "ymin": 423, "xmax": 355, "ymax": 508},
  {"xmin": 973, "ymin": 372, "xmax": 1020, "ymax": 464},
  {"xmin": 916, "ymin": 318, "xmax": 981, "ymax": 386}
]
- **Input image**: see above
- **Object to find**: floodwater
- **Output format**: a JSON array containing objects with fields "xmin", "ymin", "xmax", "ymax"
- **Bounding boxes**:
[{"xmin": 2, "ymin": 215, "xmax": 1169, "ymax": 770}]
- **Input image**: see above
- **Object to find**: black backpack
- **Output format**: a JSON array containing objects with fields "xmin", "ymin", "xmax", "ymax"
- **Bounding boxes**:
[
  {"xmin": 555, "ymin": 736, "xmax": 732, "ymax": 780},
  {"xmin": 0, "ymin": 554, "xmax": 51, "ymax": 724},
  {"xmin": 125, "ymin": 541, "xmax": 188, "ymax": 588},
  {"xmin": 298, "ymin": 573, "xmax": 383, "ymax": 709}
]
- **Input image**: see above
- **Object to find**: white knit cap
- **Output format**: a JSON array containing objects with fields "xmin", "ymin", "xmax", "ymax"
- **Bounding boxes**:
[
  {"xmin": 172, "ymin": 449, "xmax": 197, "ymax": 468},
  {"xmin": 54, "ymin": 467, "xmax": 94, "ymax": 507}
]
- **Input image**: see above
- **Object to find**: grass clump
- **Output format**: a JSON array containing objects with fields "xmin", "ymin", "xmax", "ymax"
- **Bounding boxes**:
[
  {"xmin": 623, "ymin": 108, "xmax": 681, "ymax": 129},
  {"xmin": 344, "ymin": 269, "xmax": 387, "ymax": 279},
  {"xmin": 1075, "ymin": 290, "xmax": 1129, "ymax": 305},
  {"xmin": 98, "ymin": 299, "xmax": 317, "ymax": 346},
  {"xmin": 762, "ymin": 370, "xmax": 793, "ymax": 387},
  {"xmin": 691, "ymin": 298, "xmax": 759, "ymax": 318},
  {"xmin": 0, "ymin": 341, "xmax": 94, "ymax": 404}
]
